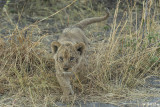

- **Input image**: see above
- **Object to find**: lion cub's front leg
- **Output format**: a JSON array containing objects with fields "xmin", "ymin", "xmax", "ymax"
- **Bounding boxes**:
[{"xmin": 56, "ymin": 72, "xmax": 74, "ymax": 102}]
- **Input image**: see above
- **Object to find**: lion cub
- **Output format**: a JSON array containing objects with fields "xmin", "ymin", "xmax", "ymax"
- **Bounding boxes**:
[{"xmin": 51, "ymin": 11, "xmax": 109, "ymax": 102}]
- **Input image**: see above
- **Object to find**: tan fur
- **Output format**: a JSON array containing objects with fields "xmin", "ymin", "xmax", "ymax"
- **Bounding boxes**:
[{"xmin": 51, "ymin": 11, "xmax": 109, "ymax": 102}]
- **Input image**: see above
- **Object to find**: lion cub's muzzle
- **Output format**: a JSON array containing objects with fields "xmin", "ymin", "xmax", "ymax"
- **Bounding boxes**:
[
  {"xmin": 63, "ymin": 67, "xmax": 69, "ymax": 71},
  {"xmin": 63, "ymin": 65, "xmax": 72, "ymax": 72}
]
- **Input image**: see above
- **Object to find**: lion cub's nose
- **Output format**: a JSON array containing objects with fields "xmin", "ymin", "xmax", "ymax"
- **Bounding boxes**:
[{"xmin": 63, "ymin": 67, "xmax": 69, "ymax": 71}]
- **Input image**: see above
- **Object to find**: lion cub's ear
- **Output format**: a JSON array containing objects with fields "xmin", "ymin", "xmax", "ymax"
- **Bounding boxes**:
[
  {"xmin": 51, "ymin": 41, "xmax": 61, "ymax": 54},
  {"xmin": 75, "ymin": 43, "xmax": 85, "ymax": 55}
]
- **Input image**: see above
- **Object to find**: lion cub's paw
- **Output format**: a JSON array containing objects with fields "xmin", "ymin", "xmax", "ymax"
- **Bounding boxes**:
[{"xmin": 61, "ymin": 95, "xmax": 76, "ymax": 103}]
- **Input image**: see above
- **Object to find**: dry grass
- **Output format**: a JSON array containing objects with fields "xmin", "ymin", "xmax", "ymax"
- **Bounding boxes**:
[{"xmin": 0, "ymin": 0, "xmax": 160, "ymax": 106}]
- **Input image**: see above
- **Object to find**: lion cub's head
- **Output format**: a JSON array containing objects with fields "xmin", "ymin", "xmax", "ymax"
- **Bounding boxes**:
[{"xmin": 51, "ymin": 41, "xmax": 85, "ymax": 72}]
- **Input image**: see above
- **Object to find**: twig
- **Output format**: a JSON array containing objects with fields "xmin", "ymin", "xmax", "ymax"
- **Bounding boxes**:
[
  {"xmin": 141, "ymin": 0, "xmax": 149, "ymax": 46},
  {"xmin": 24, "ymin": 0, "xmax": 77, "ymax": 31}
]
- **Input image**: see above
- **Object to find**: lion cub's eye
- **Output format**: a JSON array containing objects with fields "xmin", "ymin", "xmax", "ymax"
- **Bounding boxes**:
[
  {"xmin": 70, "ymin": 57, "xmax": 75, "ymax": 61},
  {"xmin": 59, "ymin": 57, "xmax": 63, "ymax": 62}
]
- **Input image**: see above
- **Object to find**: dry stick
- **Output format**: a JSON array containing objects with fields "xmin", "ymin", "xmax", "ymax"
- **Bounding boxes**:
[
  {"xmin": 141, "ymin": 0, "xmax": 149, "ymax": 46},
  {"xmin": 3, "ymin": 8, "xmax": 15, "ymax": 27},
  {"xmin": 73, "ymin": 72, "xmax": 83, "ymax": 93},
  {"xmin": 24, "ymin": 0, "xmax": 77, "ymax": 31}
]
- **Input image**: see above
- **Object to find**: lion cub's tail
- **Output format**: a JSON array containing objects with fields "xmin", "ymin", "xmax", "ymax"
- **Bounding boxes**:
[{"xmin": 74, "ymin": 10, "xmax": 110, "ymax": 29}]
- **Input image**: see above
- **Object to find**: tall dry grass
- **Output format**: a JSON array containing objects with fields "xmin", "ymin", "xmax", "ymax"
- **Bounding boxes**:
[{"xmin": 0, "ymin": 0, "xmax": 159, "ymax": 106}]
